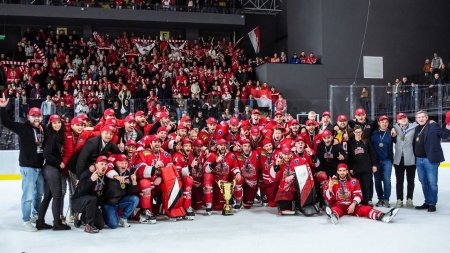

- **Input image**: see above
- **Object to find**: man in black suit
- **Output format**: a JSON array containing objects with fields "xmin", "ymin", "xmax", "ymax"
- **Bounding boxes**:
[
  {"xmin": 76, "ymin": 125, "xmax": 121, "ymax": 178},
  {"xmin": 413, "ymin": 110, "xmax": 450, "ymax": 212}
]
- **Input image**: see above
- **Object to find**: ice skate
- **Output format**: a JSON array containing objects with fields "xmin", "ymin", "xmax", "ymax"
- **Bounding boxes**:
[
  {"xmin": 185, "ymin": 207, "xmax": 195, "ymax": 220},
  {"xmin": 325, "ymin": 206, "xmax": 339, "ymax": 224},
  {"xmin": 380, "ymin": 208, "xmax": 399, "ymax": 223},
  {"xmin": 139, "ymin": 209, "xmax": 157, "ymax": 224}
]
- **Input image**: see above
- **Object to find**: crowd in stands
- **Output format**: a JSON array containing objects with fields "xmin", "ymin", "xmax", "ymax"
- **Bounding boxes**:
[
  {"xmin": 0, "ymin": 27, "xmax": 288, "ymax": 127},
  {"xmin": 9, "ymin": 0, "xmax": 240, "ymax": 13},
  {"xmin": 254, "ymin": 51, "xmax": 320, "ymax": 66}
]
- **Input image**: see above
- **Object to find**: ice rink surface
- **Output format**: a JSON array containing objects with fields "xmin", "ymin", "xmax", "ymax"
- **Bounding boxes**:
[{"xmin": 1, "ymin": 169, "xmax": 449, "ymax": 253}]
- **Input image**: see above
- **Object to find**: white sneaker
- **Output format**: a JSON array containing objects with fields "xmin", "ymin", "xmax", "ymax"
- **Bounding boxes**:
[
  {"xmin": 325, "ymin": 206, "xmax": 339, "ymax": 225},
  {"xmin": 406, "ymin": 199, "xmax": 414, "ymax": 208},
  {"xmin": 24, "ymin": 221, "xmax": 38, "ymax": 232},
  {"xmin": 30, "ymin": 215, "xmax": 38, "ymax": 225},
  {"xmin": 119, "ymin": 218, "xmax": 130, "ymax": 228},
  {"xmin": 395, "ymin": 199, "xmax": 403, "ymax": 208}
]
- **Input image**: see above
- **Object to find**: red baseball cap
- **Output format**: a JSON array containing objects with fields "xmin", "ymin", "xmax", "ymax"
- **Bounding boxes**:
[
  {"xmin": 378, "ymin": 115, "xmax": 389, "ymax": 122},
  {"xmin": 262, "ymin": 138, "xmax": 272, "ymax": 147},
  {"xmin": 193, "ymin": 139, "xmax": 203, "ymax": 147},
  {"xmin": 274, "ymin": 111, "xmax": 283, "ymax": 117},
  {"xmin": 77, "ymin": 114, "xmax": 88, "ymax": 122},
  {"xmin": 125, "ymin": 140, "xmax": 137, "ymax": 147},
  {"xmin": 207, "ymin": 117, "xmax": 218, "ymax": 125},
  {"xmin": 322, "ymin": 130, "xmax": 332, "ymax": 138},
  {"xmin": 157, "ymin": 127, "xmax": 168, "ymax": 133},
  {"xmin": 49, "ymin": 114, "xmax": 61, "ymax": 123},
  {"xmin": 150, "ymin": 135, "xmax": 161, "ymax": 142},
  {"xmin": 103, "ymin": 108, "xmax": 115, "ymax": 117},
  {"xmin": 115, "ymin": 154, "xmax": 128, "ymax": 162},
  {"xmin": 181, "ymin": 138, "xmax": 192, "ymax": 145},
  {"xmin": 135, "ymin": 111, "xmax": 145, "ymax": 117},
  {"xmin": 322, "ymin": 111, "xmax": 331, "ymax": 117},
  {"xmin": 239, "ymin": 138, "xmax": 251, "ymax": 145},
  {"xmin": 159, "ymin": 112, "xmax": 170, "ymax": 119},
  {"xmin": 105, "ymin": 118, "xmax": 117, "ymax": 126},
  {"xmin": 282, "ymin": 146, "xmax": 292, "ymax": 155},
  {"xmin": 28, "ymin": 107, "xmax": 42, "ymax": 116},
  {"xmin": 216, "ymin": 138, "xmax": 227, "ymax": 145},
  {"xmin": 229, "ymin": 117, "xmax": 239, "ymax": 126},
  {"xmin": 289, "ymin": 119, "xmax": 300, "ymax": 126},
  {"xmin": 251, "ymin": 126, "xmax": 260, "ymax": 136},
  {"xmin": 96, "ymin": 156, "xmax": 108, "ymax": 163},
  {"xmin": 101, "ymin": 124, "xmax": 115, "ymax": 133},
  {"xmin": 396, "ymin": 113, "xmax": 407, "ymax": 120},
  {"xmin": 337, "ymin": 115, "xmax": 348, "ymax": 122},
  {"xmin": 337, "ymin": 163, "xmax": 348, "ymax": 171},
  {"xmin": 251, "ymin": 109, "xmax": 260, "ymax": 115},
  {"xmin": 355, "ymin": 108, "xmax": 366, "ymax": 115},
  {"xmin": 295, "ymin": 136, "xmax": 306, "ymax": 143},
  {"xmin": 305, "ymin": 120, "xmax": 318, "ymax": 126},
  {"xmin": 124, "ymin": 115, "xmax": 135, "ymax": 123},
  {"xmin": 71, "ymin": 116, "xmax": 84, "ymax": 125}
]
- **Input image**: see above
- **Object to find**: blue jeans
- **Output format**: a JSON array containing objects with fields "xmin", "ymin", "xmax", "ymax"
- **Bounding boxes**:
[
  {"xmin": 20, "ymin": 167, "xmax": 44, "ymax": 222},
  {"xmin": 102, "ymin": 195, "xmax": 139, "ymax": 229},
  {"xmin": 416, "ymin": 157, "xmax": 439, "ymax": 206},
  {"xmin": 374, "ymin": 160, "xmax": 392, "ymax": 201}
]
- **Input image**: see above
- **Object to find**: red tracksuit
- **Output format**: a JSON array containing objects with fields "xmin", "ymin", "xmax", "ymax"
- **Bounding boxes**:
[{"xmin": 259, "ymin": 149, "xmax": 281, "ymax": 207}]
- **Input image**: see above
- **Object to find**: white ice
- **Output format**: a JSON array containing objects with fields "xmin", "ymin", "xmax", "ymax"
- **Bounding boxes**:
[{"xmin": 0, "ymin": 169, "xmax": 449, "ymax": 253}]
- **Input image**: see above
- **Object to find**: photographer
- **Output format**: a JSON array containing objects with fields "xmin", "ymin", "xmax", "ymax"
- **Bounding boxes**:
[{"xmin": 72, "ymin": 156, "xmax": 108, "ymax": 234}]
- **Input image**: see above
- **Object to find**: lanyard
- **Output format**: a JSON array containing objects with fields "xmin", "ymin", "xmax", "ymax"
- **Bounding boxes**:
[{"xmin": 379, "ymin": 130, "xmax": 387, "ymax": 143}]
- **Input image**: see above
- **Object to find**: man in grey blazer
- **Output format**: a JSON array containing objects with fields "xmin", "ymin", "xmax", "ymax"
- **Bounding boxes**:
[{"xmin": 392, "ymin": 113, "xmax": 418, "ymax": 208}]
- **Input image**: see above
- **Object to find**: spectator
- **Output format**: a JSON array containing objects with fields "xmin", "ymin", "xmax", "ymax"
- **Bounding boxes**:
[
  {"xmin": 413, "ymin": 110, "xmax": 450, "ymax": 212},
  {"xmin": 41, "ymin": 95, "xmax": 57, "ymax": 126},
  {"xmin": 88, "ymin": 103, "xmax": 102, "ymax": 125},
  {"xmin": 270, "ymin": 53, "xmax": 280, "ymax": 63},
  {"xmin": 0, "ymin": 99, "xmax": 44, "ymax": 232},
  {"xmin": 75, "ymin": 99, "xmax": 89, "ymax": 116},
  {"xmin": 360, "ymin": 88, "xmax": 369, "ymax": 113},
  {"xmin": 56, "ymin": 101, "xmax": 69, "ymax": 120},
  {"xmin": 289, "ymin": 53, "xmax": 301, "ymax": 64},
  {"xmin": 423, "ymin": 59, "xmax": 431, "ymax": 82},
  {"xmin": 280, "ymin": 52, "xmax": 287, "ymax": 63},
  {"xmin": 430, "ymin": 52, "xmax": 443, "ymax": 73},
  {"xmin": 36, "ymin": 115, "xmax": 71, "ymax": 231}
]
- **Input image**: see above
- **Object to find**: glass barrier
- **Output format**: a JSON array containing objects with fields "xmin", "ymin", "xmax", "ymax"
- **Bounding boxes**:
[{"xmin": 329, "ymin": 84, "xmax": 449, "ymax": 125}]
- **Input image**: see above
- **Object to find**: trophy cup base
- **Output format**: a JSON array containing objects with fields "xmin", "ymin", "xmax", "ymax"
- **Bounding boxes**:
[{"xmin": 222, "ymin": 210, "xmax": 234, "ymax": 216}]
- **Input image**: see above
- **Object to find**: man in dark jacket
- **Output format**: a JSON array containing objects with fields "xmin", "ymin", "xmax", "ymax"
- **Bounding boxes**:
[
  {"xmin": 72, "ymin": 156, "xmax": 108, "ymax": 233},
  {"xmin": 116, "ymin": 115, "xmax": 143, "ymax": 147},
  {"xmin": 413, "ymin": 110, "xmax": 450, "ymax": 212},
  {"xmin": 101, "ymin": 154, "xmax": 139, "ymax": 229},
  {"xmin": 0, "ymin": 94, "xmax": 44, "ymax": 232},
  {"xmin": 76, "ymin": 125, "xmax": 121, "ymax": 178}
]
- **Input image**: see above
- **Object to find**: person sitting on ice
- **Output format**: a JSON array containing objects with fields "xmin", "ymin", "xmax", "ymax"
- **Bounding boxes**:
[{"xmin": 323, "ymin": 163, "xmax": 399, "ymax": 224}]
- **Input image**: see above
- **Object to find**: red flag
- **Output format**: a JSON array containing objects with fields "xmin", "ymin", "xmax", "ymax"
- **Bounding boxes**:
[{"xmin": 248, "ymin": 27, "xmax": 260, "ymax": 54}]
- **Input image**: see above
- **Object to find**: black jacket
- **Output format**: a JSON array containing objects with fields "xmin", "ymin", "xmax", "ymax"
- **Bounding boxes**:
[
  {"xmin": 72, "ymin": 169, "xmax": 105, "ymax": 199},
  {"xmin": 76, "ymin": 136, "xmax": 121, "ymax": 178},
  {"xmin": 100, "ymin": 169, "xmax": 137, "ymax": 205},
  {"xmin": 43, "ymin": 133, "xmax": 63, "ymax": 168},
  {"xmin": 347, "ymin": 137, "xmax": 377, "ymax": 174},
  {"xmin": 316, "ymin": 141, "xmax": 348, "ymax": 177},
  {"xmin": 1, "ymin": 108, "xmax": 44, "ymax": 168}
]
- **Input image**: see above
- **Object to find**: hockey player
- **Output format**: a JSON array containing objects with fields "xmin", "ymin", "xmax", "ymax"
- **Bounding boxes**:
[
  {"xmin": 135, "ymin": 135, "xmax": 173, "ymax": 224},
  {"xmin": 172, "ymin": 138, "xmax": 196, "ymax": 219},
  {"xmin": 210, "ymin": 139, "xmax": 243, "ymax": 211},
  {"xmin": 190, "ymin": 139, "xmax": 214, "ymax": 214},
  {"xmin": 259, "ymin": 138, "xmax": 280, "ymax": 207},
  {"xmin": 293, "ymin": 136, "xmax": 320, "ymax": 170},
  {"xmin": 300, "ymin": 119, "xmax": 321, "ymax": 151},
  {"xmin": 198, "ymin": 117, "xmax": 218, "ymax": 148},
  {"xmin": 324, "ymin": 163, "xmax": 399, "ymax": 224},
  {"xmin": 236, "ymin": 138, "xmax": 260, "ymax": 209}
]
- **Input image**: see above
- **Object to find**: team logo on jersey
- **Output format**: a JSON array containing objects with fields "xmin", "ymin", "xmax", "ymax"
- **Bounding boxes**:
[
  {"xmin": 351, "ymin": 180, "xmax": 356, "ymax": 185},
  {"xmin": 214, "ymin": 162, "xmax": 229, "ymax": 176},
  {"xmin": 142, "ymin": 150, "xmax": 151, "ymax": 156},
  {"xmin": 164, "ymin": 152, "xmax": 169, "ymax": 157},
  {"xmin": 218, "ymin": 129, "xmax": 223, "ymax": 136},
  {"xmin": 294, "ymin": 159, "xmax": 299, "ymax": 164},
  {"xmin": 241, "ymin": 164, "xmax": 256, "ymax": 178},
  {"xmin": 237, "ymin": 155, "xmax": 243, "ymax": 161},
  {"xmin": 337, "ymin": 185, "xmax": 350, "ymax": 200}
]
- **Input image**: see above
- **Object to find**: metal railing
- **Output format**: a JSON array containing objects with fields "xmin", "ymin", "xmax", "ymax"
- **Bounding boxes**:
[{"xmin": 329, "ymin": 84, "xmax": 450, "ymax": 125}]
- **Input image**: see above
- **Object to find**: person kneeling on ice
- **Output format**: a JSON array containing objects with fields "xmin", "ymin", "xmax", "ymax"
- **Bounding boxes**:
[
  {"xmin": 324, "ymin": 163, "xmax": 399, "ymax": 224},
  {"xmin": 101, "ymin": 154, "xmax": 139, "ymax": 229},
  {"xmin": 72, "ymin": 156, "xmax": 109, "ymax": 233}
]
